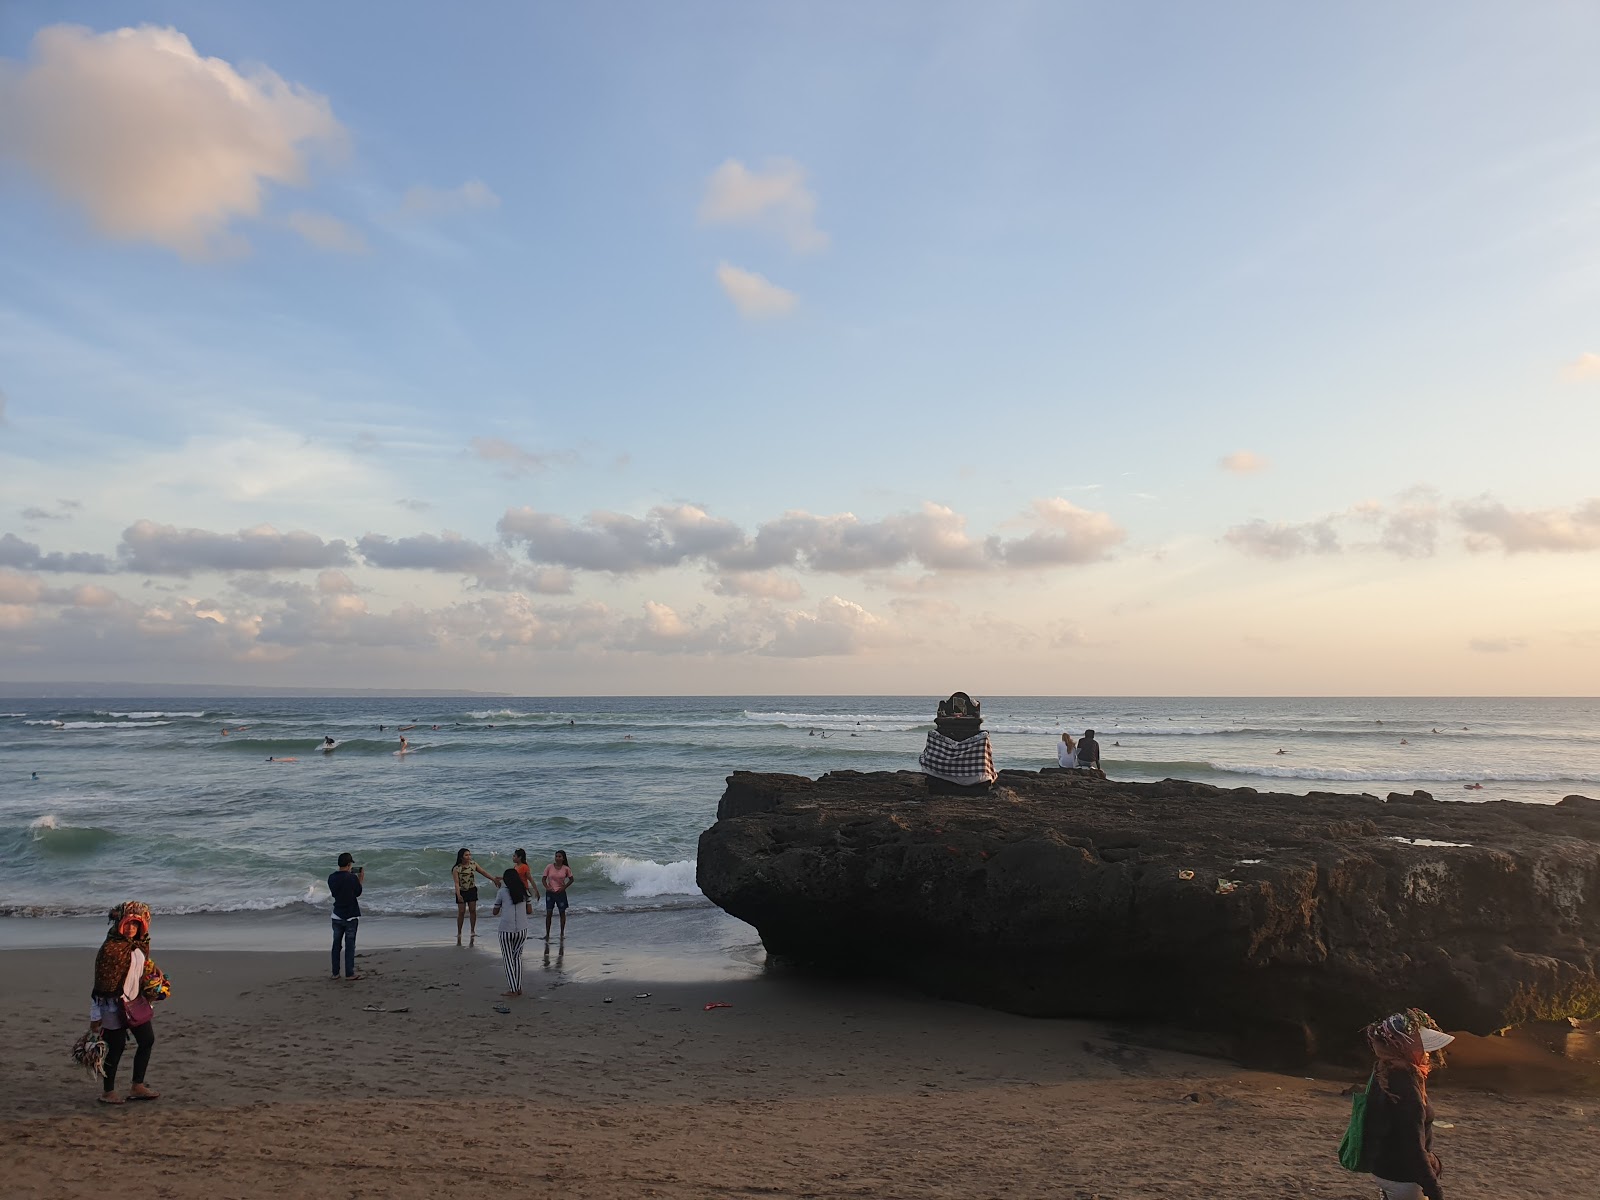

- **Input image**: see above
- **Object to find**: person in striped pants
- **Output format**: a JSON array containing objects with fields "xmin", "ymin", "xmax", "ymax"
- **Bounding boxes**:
[{"xmin": 491, "ymin": 866, "xmax": 536, "ymax": 996}]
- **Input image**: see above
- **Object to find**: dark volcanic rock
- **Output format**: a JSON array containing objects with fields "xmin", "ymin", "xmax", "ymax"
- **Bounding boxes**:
[{"xmin": 696, "ymin": 769, "xmax": 1600, "ymax": 1058}]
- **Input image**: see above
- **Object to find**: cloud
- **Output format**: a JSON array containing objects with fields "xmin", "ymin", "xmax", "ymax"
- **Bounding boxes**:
[
  {"xmin": 499, "ymin": 504, "xmax": 743, "ymax": 573},
  {"xmin": 1222, "ymin": 518, "xmax": 1341, "ymax": 559},
  {"xmin": 1360, "ymin": 487, "xmax": 1442, "ymax": 559},
  {"xmin": 0, "ymin": 24, "xmax": 346, "ymax": 258},
  {"xmin": 1561, "ymin": 352, "xmax": 1600, "ymax": 382},
  {"xmin": 699, "ymin": 158, "xmax": 827, "ymax": 253},
  {"xmin": 285, "ymin": 209, "xmax": 368, "ymax": 253},
  {"xmin": 1457, "ymin": 497, "xmax": 1600, "ymax": 553},
  {"xmin": 0, "ymin": 532, "xmax": 114, "ymax": 573},
  {"xmin": 1224, "ymin": 489, "xmax": 1440, "ymax": 561},
  {"xmin": 1220, "ymin": 450, "xmax": 1269, "ymax": 474},
  {"xmin": 357, "ymin": 531, "xmax": 500, "ymax": 574},
  {"xmin": 1469, "ymin": 636, "xmax": 1528, "ymax": 653},
  {"xmin": 399, "ymin": 179, "xmax": 499, "ymax": 218},
  {"xmin": 501, "ymin": 499, "xmax": 1124, "ymax": 577},
  {"xmin": 20, "ymin": 506, "xmax": 70, "ymax": 521},
  {"xmin": 711, "ymin": 571, "xmax": 805, "ymax": 601},
  {"xmin": 761, "ymin": 596, "xmax": 883, "ymax": 657},
  {"xmin": 469, "ymin": 437, "xmax": 568, "ymax": 476},
  {"xmin": 715, "ymin": 262, "xmax": 798, "ymax": 319},
  {"xmin": 119, "ymin": 520, "xmax": 352, "ymax": 575},
  {"xmin": 396, "ymin": 498, "xmax": 433, "ymax": 513},
  {"xmin": 991, "ymin": 499, "xmax": 1127, "ymax": 567}
]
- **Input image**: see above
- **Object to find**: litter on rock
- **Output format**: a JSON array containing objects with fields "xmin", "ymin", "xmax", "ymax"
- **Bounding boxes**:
[
  {"xmin": 1216, "ymin": 879, "xmax": 1240, "ymax": 894},
  {"xmin": 703, "ymin": 1001, "xmax": 733, "ymax": 1011},
  {"xmin": 1177, "ymin": 870, "xmax": 1195, "ymax": 880}
]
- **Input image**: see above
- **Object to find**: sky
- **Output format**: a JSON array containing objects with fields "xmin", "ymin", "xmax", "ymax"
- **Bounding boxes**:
[{"xmin": 1, "ymin": 2, "xmax": 1598, "ymax": 696}]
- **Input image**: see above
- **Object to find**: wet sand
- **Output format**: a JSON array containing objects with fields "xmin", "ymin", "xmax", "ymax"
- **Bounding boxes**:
[{"xmin": 4, "ymin": 943, "xmax": 1597, "ymax": 1198}]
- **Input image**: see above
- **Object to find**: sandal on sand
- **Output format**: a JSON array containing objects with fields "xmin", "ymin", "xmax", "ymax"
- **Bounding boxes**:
[
  {"xmin": 493, "ymin": 1004, "xmax": 511, "ymax": 1014},
  {"xmin": 98, "ymin": 1094, "xmax": 124, "ymax": 1105},
  {"xmin": 128, "ymin": 1087, "xmax": 160, "ymax": 1101}
]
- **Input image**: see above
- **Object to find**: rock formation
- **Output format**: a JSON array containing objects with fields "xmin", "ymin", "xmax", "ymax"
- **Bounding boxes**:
[{"xmin": 697, "ymin": 769, "xmax": 1600, "ymax": 1059}]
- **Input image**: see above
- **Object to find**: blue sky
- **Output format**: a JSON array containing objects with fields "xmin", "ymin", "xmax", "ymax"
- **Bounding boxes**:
[{"xmin": 1, "ymin": 3, "xmax": 1598, "ymax": 693}]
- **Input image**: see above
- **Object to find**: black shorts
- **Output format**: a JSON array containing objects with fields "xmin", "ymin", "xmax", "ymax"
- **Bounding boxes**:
[
  {"xmin": 457, "ymin": 887, "xmax": 479, "ymax": 905},
  {"xmin": 545, "ymin": 891, "xmax": 569, "ymax": 913}
]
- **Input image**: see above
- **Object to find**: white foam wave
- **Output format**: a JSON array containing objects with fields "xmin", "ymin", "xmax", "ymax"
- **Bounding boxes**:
[
  {"xmin": 592, "ymin": 853, "xmax": 700, "ymax": 898},
  {"xmin": 101, "ymin": 710, "xmax": 205, "ymax": 719},
  {"xmin": 742, "ymin": 709, "xmax": 929, "ymax": 732},
  {"xmin": 29, "ymin": 719, "xmax": 172, "ymax": 730},
  {"xmin": 1214, "ymin": 763, "xmax": 1597, "ymax": 784},
  {"xmin": 29, "ymin": 814, "xmax": 59, "ymax": 834},
  {"xmin": 467, "ymin": 709, "xmax": 534, "ymax": 720}
]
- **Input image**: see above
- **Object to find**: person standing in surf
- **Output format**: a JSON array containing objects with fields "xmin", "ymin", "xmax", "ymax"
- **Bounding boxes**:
[
  {"xmin": 452, "ymin": 848, "xmax": 494, "ymax": 945},
  {"xmin": 541, "ymin": 850, "xmax": 574, "ymax": 941}
]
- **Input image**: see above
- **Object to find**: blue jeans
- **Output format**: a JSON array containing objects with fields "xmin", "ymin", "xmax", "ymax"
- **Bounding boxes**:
[{"xmin": 331, "ymin": 915, "xmax": 358, "ymax": 977}]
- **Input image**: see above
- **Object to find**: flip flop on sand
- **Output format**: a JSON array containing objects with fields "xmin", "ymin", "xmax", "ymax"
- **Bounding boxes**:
[
  {"xmin": 127, "ymin": 1087, "xmax": 160, "ymax": 1101},
  {"xmin": 97, "ymin": 1094, "xmax": 124, "ymax": 1105},
  {"xmin": 493, "ymin": 1004, "xmax": 511, "ymax": 1014}
]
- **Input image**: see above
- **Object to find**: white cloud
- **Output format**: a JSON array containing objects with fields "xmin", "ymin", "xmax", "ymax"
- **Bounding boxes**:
[
  {"xmin": 1561, "ymin": 352, "xmax": 1600, "ymax": 382},
  {"xmin": 0, "ymin": 24, "xmax": 346, "ymax": 258},
  {"xmin": 499, "ymin": 499, "xmax": 1123, "ymax": 577},
  {"xmin": 285, "ymin": 209, "xmax": 368, "ymax": 254},
  {"xmin": 1457, "ymin": 496, "xmax": 1600, "ymax": 553},
  {"xmin": 699, "ymin": 158, "xmax": 827, "ymax": 253},
  {"xmin": 711, "ymin": 571, "xmax": 805, "ymax": 601},
  {"xmin": 119, "ymin": 520, "xmax": 352, "ymax": 575},
  {"xmin": 1220, "ymin": 450, "xmax": 1269, "ymax": 474},
  {"xmin": 469, "ymin": 437, "xmax": 569, "ymax": 476},
  {"xmin": 399, "ymin": 179, "xmax": 500, "ymax": 218},
  {"xmin": 1469, "ymin": 636, "xmax": 1528, "ymax": 653},
  {"xmin": 358, "ymin": 531, "xmax": 500, "ymax": 574},
  {"xmin": 715, "ymin": 262, "xmax": 798, "ymax": 319},
  {"xmin": 1223, "ymin": 518, "xmax": 1341, "ymax": 559},
  {"xmin": 993, "ymin": 499, "xmax": 1127, "ymax": 567}
]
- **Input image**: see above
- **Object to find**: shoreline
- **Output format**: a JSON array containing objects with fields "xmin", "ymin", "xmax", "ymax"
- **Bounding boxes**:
[{"xmin": 4, "ymin": 944, "xmax": 1597, "ymax": 1198}]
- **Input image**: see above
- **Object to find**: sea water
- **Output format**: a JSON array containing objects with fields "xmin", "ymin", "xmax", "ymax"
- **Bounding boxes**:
[{"xmin": 3, "ymin": 696, "xmax": 1596, "ymax": 938}]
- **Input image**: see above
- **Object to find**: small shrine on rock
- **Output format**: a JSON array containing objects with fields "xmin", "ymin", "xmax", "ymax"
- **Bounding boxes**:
[{"xmin": 917, "ymin": 691, "xmax": 997, "ymax": 789}]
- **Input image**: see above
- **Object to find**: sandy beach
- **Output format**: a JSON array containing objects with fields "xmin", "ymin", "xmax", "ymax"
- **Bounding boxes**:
[{"xmin": 4, "ymin": 940, "xmax": 1597, "ymax": 1199}]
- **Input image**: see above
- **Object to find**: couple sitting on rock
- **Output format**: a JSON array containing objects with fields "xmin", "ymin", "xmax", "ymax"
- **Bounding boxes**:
[{"xmin": 1057, "ymin": 730, "xmax": 1103, "ymax": 775}]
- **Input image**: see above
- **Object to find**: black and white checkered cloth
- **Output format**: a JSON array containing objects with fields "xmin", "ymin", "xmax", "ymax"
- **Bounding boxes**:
[{"xmin": 918, "ymin": 730, "xmax": 996, "ymax": 786}]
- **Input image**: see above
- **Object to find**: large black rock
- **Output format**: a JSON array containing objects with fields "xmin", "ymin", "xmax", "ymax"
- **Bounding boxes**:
[{"xmin": 696, "ymin": 769, "xmax": 1600, "ymax": 1058}]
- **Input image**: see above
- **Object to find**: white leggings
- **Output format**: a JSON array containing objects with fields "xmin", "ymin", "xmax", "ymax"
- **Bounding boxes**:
[
  {"xmin": 499, "ymin": 931, "xmax": 526, "ymax": 991},
  {"xmin": 1375, "ymin": 1180, "xmax": 1425, "ymax": 1200}
]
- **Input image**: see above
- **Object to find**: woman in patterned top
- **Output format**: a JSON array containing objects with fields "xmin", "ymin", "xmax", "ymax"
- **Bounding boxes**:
[{"xmin": 451, "ymin": 848, "xmax": 495, "ymax": 946}]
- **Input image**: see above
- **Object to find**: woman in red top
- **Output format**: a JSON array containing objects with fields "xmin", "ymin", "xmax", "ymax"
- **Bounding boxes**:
[{"xmin": 541, "ymin": 850, "xmax": 574, "ymax": 941}]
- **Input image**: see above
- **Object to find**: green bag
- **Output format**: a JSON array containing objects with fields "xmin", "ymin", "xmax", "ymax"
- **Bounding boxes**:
[{"xmin": 1338, "ymin": 1074, "xmax": 1374, "ymax": 1171}]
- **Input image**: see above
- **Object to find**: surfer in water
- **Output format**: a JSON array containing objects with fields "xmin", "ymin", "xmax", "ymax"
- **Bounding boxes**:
[
  {"xmin": 323, "ymin": 736, "xmax": 336, "ymax": 750},
  {"xmin": 398, "ymin": 735, "xmax": 409, "ymax": 753}
]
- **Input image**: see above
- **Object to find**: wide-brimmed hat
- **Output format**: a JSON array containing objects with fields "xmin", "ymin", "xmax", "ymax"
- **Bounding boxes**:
[{"xmin": 1371, "ymin": 1009, "xmax": 1454, "ymax": 1053}]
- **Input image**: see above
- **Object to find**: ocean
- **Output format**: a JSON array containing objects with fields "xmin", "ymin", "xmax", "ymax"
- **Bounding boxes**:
[{"xmin": 4, "ymin": 695, "xmax": 1597, "ymax": 954}]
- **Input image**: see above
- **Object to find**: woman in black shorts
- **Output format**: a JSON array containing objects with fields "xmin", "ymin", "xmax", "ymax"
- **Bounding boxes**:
[{"xmin": 451, "ymin": 847, "xmax": 494, "ymax": 945}]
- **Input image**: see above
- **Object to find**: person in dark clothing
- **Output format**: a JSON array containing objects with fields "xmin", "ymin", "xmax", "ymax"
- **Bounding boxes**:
[
  {"xmin": 328, "ymin": 852, "xmax": 364, "ymax": 980},
  {"xmin": 1359, "ymin": 1008, "xmax": 1454, "ymax": 1200},
  {"xmin": 1076, "ymin": 729, "xmax": 1103, "ymax": 773}
]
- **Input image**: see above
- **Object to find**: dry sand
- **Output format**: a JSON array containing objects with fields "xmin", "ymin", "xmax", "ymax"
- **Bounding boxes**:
[{"xmin": 4, "ymin": 942, "xmax": 1597, "ymax": 1198}]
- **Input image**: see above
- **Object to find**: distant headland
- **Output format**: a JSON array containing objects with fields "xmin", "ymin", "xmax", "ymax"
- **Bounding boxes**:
[{"xmin": 0, "ymin": 681, "xmax": 511, "ymax": 699}]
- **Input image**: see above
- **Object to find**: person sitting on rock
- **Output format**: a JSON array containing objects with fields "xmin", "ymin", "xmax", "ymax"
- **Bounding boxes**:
[
  {"xmin": 1056, "ymin": 732, "xmax": 1078, "ymax": 768},
  {"xmin": 1076, "ymin": 729, "xmax": 1103, "ymax": 774}
]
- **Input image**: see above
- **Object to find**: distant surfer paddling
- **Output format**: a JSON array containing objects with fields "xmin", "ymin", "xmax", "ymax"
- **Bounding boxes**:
[{"xmin": 321, "ymin": 736, "xmax": 337, "ymax": 753}]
